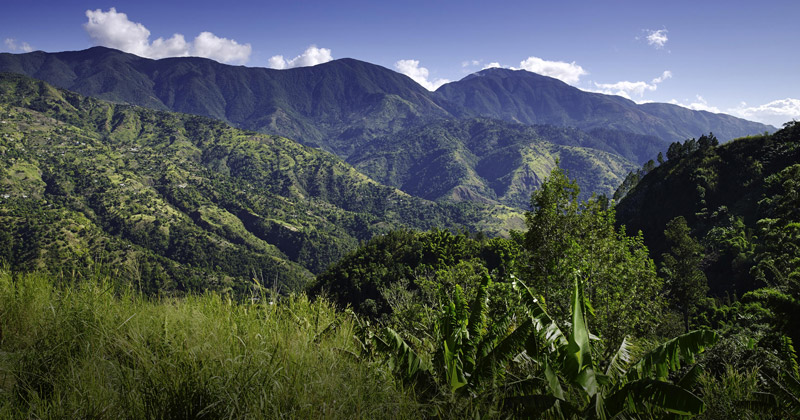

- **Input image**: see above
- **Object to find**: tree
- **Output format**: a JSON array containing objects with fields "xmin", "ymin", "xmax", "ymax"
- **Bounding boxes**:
[
  {"xmin": 661, "ymin": 216, "xmax": 709, "ymax": 332},
  {"xmin": 516, "ymin": 166, "xmax": 663, "ymax": 351}
]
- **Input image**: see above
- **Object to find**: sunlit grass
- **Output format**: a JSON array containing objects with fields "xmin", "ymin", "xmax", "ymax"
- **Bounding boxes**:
[{"xmin": 0, "ymin": 267, "xmax": 422, "ymax": 419}]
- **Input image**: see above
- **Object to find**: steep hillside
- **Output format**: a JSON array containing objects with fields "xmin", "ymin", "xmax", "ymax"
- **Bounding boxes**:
[
  {"xmin": 348, "ymin": 118, "xmax": 638, "ymax": 207},
  {"xmin": 0, "ymin": 73, "xmax": 521, "ymax": 293},
  {"xmin": 436, "ymin": 68, "xmax": 774, "ymax": 143},
  {"xmin": 616, "ymin": 123, "xmax": 800, "ymax": 295}
]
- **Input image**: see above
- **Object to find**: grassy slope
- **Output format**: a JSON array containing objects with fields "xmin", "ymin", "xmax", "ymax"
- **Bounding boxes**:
[{"xmin": 0, "ymin": 268, "xmax": 422, "ymax": 419}]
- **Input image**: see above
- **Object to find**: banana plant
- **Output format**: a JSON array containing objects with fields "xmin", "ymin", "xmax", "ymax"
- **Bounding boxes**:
[
  {"xmin": 508, "ymin": 276, "xmax": 719, "ymax": 418},
  {"xmin": 376, "ymin": 273, "xmax": 534, "ymax": 398}
]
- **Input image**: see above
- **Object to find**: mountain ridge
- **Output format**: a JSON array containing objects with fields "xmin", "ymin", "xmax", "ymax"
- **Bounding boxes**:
[
  {"xmin": 0, "ymin": 47, "xmax": 774, "ymax": 149},
  {"xmin": 0, "ymin": 47, "xmax": 776, "ymax": 209},
  {"xmin": 436, "ymin": 67, "xmax": 774, "ymax": 143}
]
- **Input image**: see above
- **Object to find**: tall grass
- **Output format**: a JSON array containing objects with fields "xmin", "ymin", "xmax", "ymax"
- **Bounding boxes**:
[{"xmin": 0, "ymin": 267, "xmax": 422, "ymax": 419}]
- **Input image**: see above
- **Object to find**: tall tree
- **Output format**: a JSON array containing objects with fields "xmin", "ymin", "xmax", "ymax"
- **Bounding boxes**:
[
  {"xmin": 516, "ymin": 166, "xmax": 663, "ymax": 350},
  {"xmin": 661, "ymin": 216, "xmax": 709, "ymax": 332}
]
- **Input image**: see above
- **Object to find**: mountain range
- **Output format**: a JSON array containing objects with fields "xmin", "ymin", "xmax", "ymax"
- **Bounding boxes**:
[
  {"xmin": 0, "ymin": 47, "xmax": 775, "ymax": 204},
  {"xmin": 0, "ymin": 73, "xmax": 522, "ymax": 292}
]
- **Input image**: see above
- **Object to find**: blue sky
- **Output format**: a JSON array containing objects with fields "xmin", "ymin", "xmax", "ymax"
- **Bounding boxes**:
[{"xmin": 2, "ymin": 0, "xmax": 798, "ymax": 126}]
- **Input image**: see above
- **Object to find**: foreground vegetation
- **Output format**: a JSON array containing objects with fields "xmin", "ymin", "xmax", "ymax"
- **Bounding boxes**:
[
  {"xmin": 4, "ymin": 157, "xmax": 800, "ymax": 417},
  {"xmin": 0, "ymin": 267, "xmax": 423, "ymax": 419}
]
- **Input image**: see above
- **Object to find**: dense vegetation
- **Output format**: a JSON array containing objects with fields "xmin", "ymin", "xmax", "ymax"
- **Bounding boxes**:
[
  {"xmin": 309, "ymin": 151, "xmax": 800, "ymax": 417},
  {"xmin": 616, "ymin": 125, "xmax": 800, "ymax": 298},
  {"xmin": 0, "ymin": 73, "xmax": 520, "ymax": 294},
  {"xmin": 4, "ymin": 152, "xmax": 800, "ymax": 417},
  {"xmin": 0, "ymin": 267, "xmax": 423, "ymax": 418}
]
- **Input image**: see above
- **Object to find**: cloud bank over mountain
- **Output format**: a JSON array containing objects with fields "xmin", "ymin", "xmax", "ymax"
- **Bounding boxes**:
[
  {"xmin": 268, "ymin": 46, "xmax": 334, "ymax": 69},
  {"xmin": 83, "ymin": 8, "xmax": 252, "ymax": 64}
]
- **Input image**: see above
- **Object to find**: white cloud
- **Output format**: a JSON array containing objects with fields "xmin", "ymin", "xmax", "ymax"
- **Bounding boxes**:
[
  {"xmin": 4, "ymin": 38, "xmax": 33, "ymax": 52},
  {"xmin": 516, "ymin": 56, "xmax": 587, "ymax": 85},
  {"xmin": 394, "ymin": 59, "xmax": 450, "ymax": 91},
  {"xmin": 83, "ymin": 8, "xmax": 251, "ymax": 64},
  {"xmin": 652, "ymin": 70, "xmax": 672, "ymax": 84},
  {"xmin": 645, "ymin": 29, "xmax": 669, "ymax": 49},
  {"xmin": 591, "ymin": 70, "xmax": 672, "ymax": 100},
  {"xmin": 669, "ymin": 95, "xmax": 721, "ymax": 113},
  {"xmin": 482, "ymin": 62, "xmax": 502, "ymax": 69},
  {"xmin": 729, "ymin": 98, "xmax": 800, "ymax": 127},
  {"xmin": 267, "ymin": 46, "xmax": 333, "ymax": 70},
  {"xmin": 192, "ymin": 32, "xmax": 251, "ymax": 64},
  {"xmin": 462, "ymin": 59, "xmax": 481, "ymax": 68}
]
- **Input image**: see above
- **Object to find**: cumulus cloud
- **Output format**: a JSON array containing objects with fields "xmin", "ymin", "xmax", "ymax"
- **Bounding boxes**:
[
  {"xmin": 729, "ymin": 98, "xmax": 800, "ymax": 127},
  {"xmin": 394, "ymin": 59, "xmax": 450, "ymax": 91},
  {"xmin": 462, "ymin": 59, "xmax": 481, "ymax": 68},
  {"xmin": 645, "ymin": 29, "xmax": 669, "ymax": 49},
  {"xmin": 482, "ymin": 62, "xmax": 502, "ymax": 69},
  {"xmin": 592, "ymin": 70, "xmax": 672, "ymax": 100},
  {"xmin": 4, "ymin": 38, "xmax": 33, "ymax": 52},
  {"xmin": 267, "ymin": 46, "xmax": 333, "ymax": 69},
  {"xmin": 83, "ymin": 8, "xmax": 251, "ymax": 64},
  {"xmin": 669, "ymin": 95, "xmax": 721, "ymax": 113},
  {"xmin": 515, "ymin": 56, "xmax": 587, "ymax": 85}
]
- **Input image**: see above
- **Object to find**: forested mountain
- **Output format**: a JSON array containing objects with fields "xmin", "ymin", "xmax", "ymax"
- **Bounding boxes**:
[
  {"xmin": 616, "ymin": 123, "xmax": 800, "ymax": 297},
  {"xmin": 0, "ymin": 73, "xmax": 521, "ymax": 293},
  {"xmin": 0, "ymin": 48, "xmax": 774, "ymax": 206},
  {"xmin": 0, "ymin": 47, "xmax": 454, "ymax": 157},
  {"xmin": 436, "ymin": 68, "xmax": 774, "ymax": 143},
  {"xmin": 347, "ymin": 118, "xmax": 639, "ymax": 206}
]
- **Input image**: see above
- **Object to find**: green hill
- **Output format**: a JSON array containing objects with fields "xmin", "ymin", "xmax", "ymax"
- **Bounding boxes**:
[
  {"xmin": 0, "ymin": 73, "xmax": 521, "ymax": 294},
  {"xmin": 347, "ymin": 118, "xmax": 639, "ymax": 207},
  {"xmin": 615, "ymin": 123, "xmax": 800, "ymax": 295}
]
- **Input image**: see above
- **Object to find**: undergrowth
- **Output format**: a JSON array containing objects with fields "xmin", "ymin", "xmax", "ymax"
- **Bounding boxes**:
[{"xmin": 0, "ymin": 267, "xmax": 422, "ymax": 419}]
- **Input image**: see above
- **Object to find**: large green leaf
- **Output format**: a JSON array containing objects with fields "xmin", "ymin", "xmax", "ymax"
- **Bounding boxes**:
[
  {"xmin": 375, "ymin": 327, "xmax": 427, "ymax": 380},
  {"xmin": 564, "ymin": 275, "xmax": 598, "ymax": 397},
  {"xmin": 464, "ymin": 273, "xmax": 491, "ymax": 372},
  {"xmin": 443, "ymin": 340, "xmax": 468, "ymax": 393},
  {"xmin": 605, "ymin": 336, "xmax": 634, "ymax": 380},
  {"xmin": 605, "ymin": 379, "xmax": 706, "ymax": 416},
  {"xmin": 627, "ymin": 330, "xmax": 718, "ymax": 382},
  {"xmin": 513, "ymin": 277, "xmax": 567, "ymax": 348},
  {"xmin": 472, "ymin": 319, "xmax": 534, "ymax": 386},
  {"xmin": 543, "ymin": 356, "xmax": 565, "ymax": 400}
]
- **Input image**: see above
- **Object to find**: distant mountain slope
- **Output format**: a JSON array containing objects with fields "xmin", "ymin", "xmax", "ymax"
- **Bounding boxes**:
[
  {"xmin": 0, "ymin": 48, "xmax": 773, "ymax": 155},
  {"xmin": 0, "ymin": 47, "xmax": 454, "ymax": 157},
  {"xmin": 0, "ymin": 48, "xmax": 775, "ymax": 209},
  {"xmin": 435, "ymin": 68, "xmax": 774, "ymax": 143},
  {"xmin": 348, "ymin": 118, "xmax": 638, "ymax": 207},
  {"xmin": 0, "ymin": 73, "xmax": 521, "ymax": 293}
]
